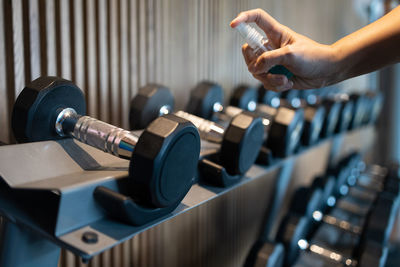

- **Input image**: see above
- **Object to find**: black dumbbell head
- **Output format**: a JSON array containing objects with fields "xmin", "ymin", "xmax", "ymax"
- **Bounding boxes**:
[
  {"xmin": 229, "ymin": 85, "xmax": 258, "ymax": 111},
  {"xmin": 349, "ymin": 94, "xmax": 369, "ymax": 129},
  {"xmin": 258, "ymin": 85, "xmax": 281, "ymax": 107},
  {"xmin": 253, "ymin": 242, "xmax": 285, "ymax": 267},
  {"xmin": 302, "ymin": 104, "xmax": 325, "ymax": 146},
  {"xmin": 360, "ymin": 193, "xmax": 396, "ymax": 247},
  {"xmin": 220, "ymin": 112, "xmax": 264, "ymax": 175},
  {"xmin": 320, "ymin": 99, "xmax": 342, "ymax": 138},
  {"xmin": 131, "ymin": 114, "xmax": 200, "ymax": 207},
  {"xmin": 11, "ymin": 76, "xmax": 86, "ymax": 143},
  {"xmin": 185, "ymin": 81, "xmax": 224, "ymax": 120},
  {"xmin": 366, "ymin": 91, "xmax": 384, "ymax": 124},
  {"xmin": 289, "ymin": 187, "xmax": 323, "ymax": 218},
  {"xmin": 267, "ymin": 107, "xmax": 304, "ymax": 157},
  {"xmin": 129, "ymin": 84, "xmax": 174, "ymax": 130},
  {"xmin": 276, "ymin": 214, "xmax": 312, "ymax": 266},
  {"xmin": 311, "ymin": 176, "xmax": 336, "ymax": 210},
  {"xmin": 358, "ymin": 240, "xmax": 388, "ymax": 267},
  {"xmin": 335, "ymin": 98, "xmax": 354, "ymax": 133}
]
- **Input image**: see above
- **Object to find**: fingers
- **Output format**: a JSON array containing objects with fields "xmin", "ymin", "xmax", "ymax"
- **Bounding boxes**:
[
  {"xmin": 230, "ymin": 9, "xmax": 281, "ymax": 35},
  {"xmin": 253, "ymin": 73, "xmax": 294, "ymax": 92},
  {"xmin": 242, "ymin": 44, "xmax": 257, "ymax": 65},
  {"xmin": 248, "ymin": 46, "xmax": 291, "ymax": 75}
]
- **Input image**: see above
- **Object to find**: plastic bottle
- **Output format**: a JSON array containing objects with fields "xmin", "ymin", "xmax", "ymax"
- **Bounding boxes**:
[{"xmin": 234, "ymin": 22, "xmax": 293, "ymax": 79}]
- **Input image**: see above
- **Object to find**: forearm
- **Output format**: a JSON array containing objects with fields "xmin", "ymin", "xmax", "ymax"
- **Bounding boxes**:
[{"xmin": 332, "ymin": 6, "xmax": 400, "ymax": 81}]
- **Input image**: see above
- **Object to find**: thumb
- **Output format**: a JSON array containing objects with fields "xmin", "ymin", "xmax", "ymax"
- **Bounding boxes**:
[{"xmin": 248, "ymin": 46, "xmax": 291, "ymax": 75}]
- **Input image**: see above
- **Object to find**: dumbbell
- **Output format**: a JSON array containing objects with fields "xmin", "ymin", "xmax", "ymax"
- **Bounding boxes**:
[
  {"xmin": 329, "ymin": 155, "xmax": 399, "ymax": 207},
  {"xmin": 187, "ymin": 82, "xmax": 304, "ymax": 158},
  {"xmin": 312, "ymin": 162, "xmax": 399, "ymax": 219},
  {"xmin": 364, "ymin": 91, "xmax": 384, "ymax": 125},
  {"xmin": 349, "ymin": 94, "xmax": 370, "ymax": 129},
  {"xmin": 274, "ymin": 89, "xmax": 326, "ymax": 146},
  {"xmin": 276, "ymin": 192, "xmax": 398, "ymax": 266},
  {"xmin": 129, "ymin": 84, "xmax": 264, "ymax": 176},
  {"xmin": 334, "ymin": 94, "xmax": 354, "ymax": 133},
  {"xmin": 319, "ymin": 98, "xmax": 342, "ymax": 138},
  {"xmin": 11, "ymin": 76, "xmax": 201, "ymax": 209},
  {"xmin": 257, "ymin": 85, "xmax": 281, "ymax": 108}
]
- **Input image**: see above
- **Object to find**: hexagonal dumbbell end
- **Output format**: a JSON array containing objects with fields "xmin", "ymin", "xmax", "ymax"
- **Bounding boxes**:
[
  {"xmin": 229, "ymin": 85, "xmax": 258, "ymax": 112},
  {"xmin": 258, "ymin": 84, "xmax": 281, "ymax": 107},
  {"xmin": 11, "ymin": 76, "xmax": 86, "ymax": 142},
  {"xmin": 253, "ymin": 242, "xmax": 285, "ymax": 267},
  {"xmin": 358, "ymin": 240, "xmax": 388, "ymax": 267},
  {"xmin": 220, "ymin": 112, "xmax": 264, "ymax": 175},
  {"xmin": 131, "ymin": 114, "xmax": 200, "ymax": 207},
  {"xmin": 129, "ymin": 84, "xmax": 175, "ymax": 130},
  {"xmin": 185, "ymin": 81, "xmax": 224, "ymax": 120},
  {"xmin": 267, "ymin": 107, "xmax": 304, "ymax": 157}
]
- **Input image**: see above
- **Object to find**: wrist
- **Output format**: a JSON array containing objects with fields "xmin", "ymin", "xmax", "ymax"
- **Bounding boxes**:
[{"xmin": 327, "ymin": 42, "xmax": 351, "ymax": 85}]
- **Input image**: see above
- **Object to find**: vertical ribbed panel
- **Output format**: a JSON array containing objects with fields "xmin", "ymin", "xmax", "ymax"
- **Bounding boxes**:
[{"xmin": 0, "ymin": 0, "xmax": 370, "ymax": 266}]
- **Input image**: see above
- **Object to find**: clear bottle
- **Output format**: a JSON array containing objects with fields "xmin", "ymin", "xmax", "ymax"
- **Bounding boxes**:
[{"xmin": 234, "ymin": 22, "xmax": 293, "ymax": 79}]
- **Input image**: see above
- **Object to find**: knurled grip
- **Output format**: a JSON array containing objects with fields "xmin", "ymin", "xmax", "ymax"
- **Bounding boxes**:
[
  {"xmin": 174, "ymin": 110, "xmax": 224, "ymax": 143},
  {"xmin": 73, "ymin": 116, "xmax": 139, "ymax": 159}
]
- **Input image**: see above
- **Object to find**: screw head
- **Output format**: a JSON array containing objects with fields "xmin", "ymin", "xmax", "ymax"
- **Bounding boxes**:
[{"xmin": 82, "ymin": 231, "xmax": 98, "ymax": 244}]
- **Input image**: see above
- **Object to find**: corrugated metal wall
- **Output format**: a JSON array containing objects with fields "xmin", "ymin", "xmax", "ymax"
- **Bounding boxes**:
[
  {"xmin": 0, "ymin": 0, "xmax": 371, "ymax": 266},
  {"xmin": 0, "ymin": 0, "xmax": 368, "ymax": 145}
]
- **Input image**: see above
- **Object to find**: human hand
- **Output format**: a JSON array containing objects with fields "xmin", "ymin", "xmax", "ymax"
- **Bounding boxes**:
[{"xmin": 231, "ymin": 9, "xmax": 342, "ymax": 92}]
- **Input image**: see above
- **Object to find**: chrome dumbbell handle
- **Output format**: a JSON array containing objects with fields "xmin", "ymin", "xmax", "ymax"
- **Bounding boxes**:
[
  {"xmin": 297, "ymin": 239, "xmax": 357, "ymax": 267},
  {"xmin": 312, "ymin": 211, "xmax": 362, "ymax": 235},
  {"xmin": 56, "ymin": 108, "xmax": 139, "ymax": 159},
  {"xmin": 174, "ymin": 110, "xmax": 224, "ymax": 143}
]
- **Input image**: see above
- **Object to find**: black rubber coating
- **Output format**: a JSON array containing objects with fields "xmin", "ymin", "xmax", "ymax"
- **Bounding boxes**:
[
  {"xmin": 11, "ymin": 76, "xmax": 86, "ymax": 142},
  {"xmin": 335, "ymin": 99, "xmax": 354, "ymax": 133},
  {"xmin": 302, "ymin": 104, "xmax": 325, "ymax": 146},
  {"xmin": 349, "ymin": 94, "xmax": 368, "ymax": 129},
  {"xmin": 258, "ymin": 85, "xmax": 281, "ymax": 106},
  {"xmin": 276, "ymin": 214, "xmax": 311, "ymax": 266},
  {"xmin": 220, "ymin": 112, "xmax": 264, "ymax": 175},
  {"xmin": 229, "ymin": 85, "xmax": 258, "ymax": 111},
  {"xmin": 267, "ymin": 107, "xmax": 304, "ymax": 157},
  {"xmin": 289, "ymin": 187, "xmax": 323, "ymax": 218},
  {"xmin": 129, "ymin": 84, "xmax": 175, "ymax": 130},
  {"xmin": 130, "ymin": 114, "xmax": 200, "ymax": 207},
  {"xmin": 368, "ymin": 92, "xmax": 384, "ymax": 124},
  {"xmin": 358, "ymin": 240, "xmax": 388, "ymax": 267},
  {"xmin": 185, "ymin": 81, "xmax": 224, "ymax": 120},
  {"xmin": 320, "ymin": 99, "xmax": 342, "ymax": 138},
  {"xmin": 255, "ymin": 242, "xmax": 285, "ymax": 267},
  {"xmin": 311, "ymin": 176, "xmax": 336, "ymax": 212}
]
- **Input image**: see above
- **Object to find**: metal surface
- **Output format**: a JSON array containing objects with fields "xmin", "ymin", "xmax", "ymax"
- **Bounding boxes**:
[
  {"xmin": 0, "ymin": 126, "xmax": 377, "ymax": 266},
  {"xmin": 73, "ymin": 115, "xmax": 139, "ymax": 159},
  {"xmin": 174, "ymin": 110, "xmax": 224, "ymax": 143}
]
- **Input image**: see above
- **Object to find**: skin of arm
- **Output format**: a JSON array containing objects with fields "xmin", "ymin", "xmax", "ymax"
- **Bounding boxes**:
[{"xmin": 230, "ymin": 6, "xmax": 400, "ymax": 91}]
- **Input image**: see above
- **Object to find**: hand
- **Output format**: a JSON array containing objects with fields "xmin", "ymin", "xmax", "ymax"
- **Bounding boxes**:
[{"xmin": 231, "ymin": 9, "xmax": 341, "ymax": 92}]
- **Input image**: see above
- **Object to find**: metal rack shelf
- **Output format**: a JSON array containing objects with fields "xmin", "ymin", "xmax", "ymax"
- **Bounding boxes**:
[{"xmin": 0, "ymin": 126, "xmax": 375, "ymax": 263}]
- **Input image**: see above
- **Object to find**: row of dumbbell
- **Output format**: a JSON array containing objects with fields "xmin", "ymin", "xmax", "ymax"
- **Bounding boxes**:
[
  {"xmin": 259, "ymin": 86, "xmax": 382, "ymax": 131},
  {"xmin": 245, "ymin": 153, "xmax": 399, "ymax": 267},
  {"xmin": 129, "ymin": 81, "xmax": 383, "ymax": 179},
  {"xmin": 9, "ymin": 76, "xmax": 383, "ymax": 226}
]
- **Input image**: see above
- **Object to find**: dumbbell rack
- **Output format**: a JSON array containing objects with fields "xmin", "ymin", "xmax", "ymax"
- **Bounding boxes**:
[{"xmin": 0, "ymin": 126, "xmax": 376, "ymax": 267}]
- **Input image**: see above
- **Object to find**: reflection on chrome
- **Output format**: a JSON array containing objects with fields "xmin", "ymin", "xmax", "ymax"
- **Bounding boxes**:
[
  {"xmin": 213, "ymin": 102, "xmax": 223, "ymax": 113},
  {"xmin": 312, "ymin": 210, "xmax": 323, "ymax": 222},
  {"xmin": 262, "ymin": 118, "xmax": 270, "ymax": 126},
  {"xmin": 247, "ymin": 100, "xmax": 257, "ymax": 112},
  {"xmin": 159, "ymin": 105, "xmax": 171, "ymax": 116}
]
